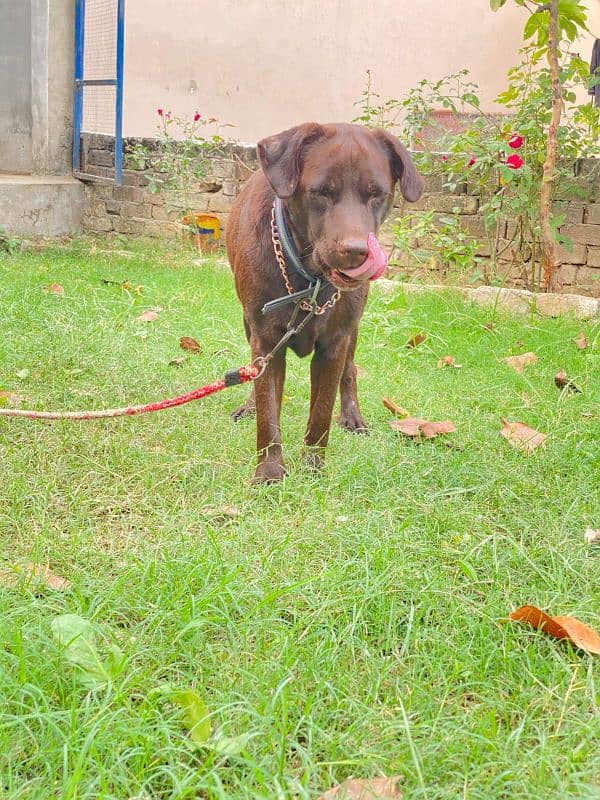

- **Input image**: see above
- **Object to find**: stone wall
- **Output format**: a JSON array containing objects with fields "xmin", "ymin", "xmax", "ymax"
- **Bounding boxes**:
[
  {"xmin": 381, "ymin": 160, "xmax": 600, "ymax": 296},
  {"xmin": 80, "ymin": 134, "xmax": 257, "ymax": 239},
  {"xmin": 81, "ymin": 135, "xmax": 599, "ymax": 296}
]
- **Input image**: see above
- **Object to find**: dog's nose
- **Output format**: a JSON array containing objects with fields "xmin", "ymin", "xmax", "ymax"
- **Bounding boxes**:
[{"xmin": 339, "ymin": 239, "xmax": 369, "ymax": 267}]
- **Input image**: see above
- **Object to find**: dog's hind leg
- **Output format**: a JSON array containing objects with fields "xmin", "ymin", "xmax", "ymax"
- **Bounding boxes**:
[
  {"xmin": 231, "ymin": 385, "xmax": 256, "ymax": 421},
  {"xmin": 231, "ymin": 315, "xmax": 256, "ymax": 421}
]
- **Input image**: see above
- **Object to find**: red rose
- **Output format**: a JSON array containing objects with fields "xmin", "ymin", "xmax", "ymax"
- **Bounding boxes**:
[
  {"xmin": 506, "ymin": 154, "xmax": 523, "ymax": 170},
  {"xmin": 508, "ymin": 134, "xmax": 523, "ymax": 149},
  {"xmin": 157, "ymin": 108, "xmax": 163, "ymax": 116},
  {"xmin": 441, "ymin": 155, "xmax": 448, "ymax": 162},
  {"xmin": 468, "ymin": 156, "xmax": 476, "ymax": 167},
  {"xmin": 194, "ymin": 112, "xmax": 201, "ymax": 122}
]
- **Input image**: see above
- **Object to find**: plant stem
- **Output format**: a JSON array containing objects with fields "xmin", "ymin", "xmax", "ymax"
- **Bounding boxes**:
[{"xmin": 540, "ymin": 0, "xmax": 562, "ymax": 292}]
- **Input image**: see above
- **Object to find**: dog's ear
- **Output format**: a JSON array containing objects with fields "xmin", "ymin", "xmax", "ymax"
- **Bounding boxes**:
[
  {"xmin": 372, "ymin": 129, "xmax": 424, "ymax": 203},
  {"xmin": 257, "ymin": 123, "xmax": 325, "ymax": 198}
]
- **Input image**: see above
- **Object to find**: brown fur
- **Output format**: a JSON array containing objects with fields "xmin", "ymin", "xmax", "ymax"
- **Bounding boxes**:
[{"xmin": 226, "ymin": 122, "xmax": 423, "ymax": 483}]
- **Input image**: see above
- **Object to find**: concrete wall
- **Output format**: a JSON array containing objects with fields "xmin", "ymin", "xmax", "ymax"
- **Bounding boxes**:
[
  {"xmin": 121, "ymin": 0, "xmax": 599, "ymax": 142},
  {"xmin": 0, "ymin": 1, "xmax": 32, "ymax": 173},
  {"xmin": 0, "ymin": 0, "xmax": 74, "ymax": 176},
  {"xmin": 30, "ymin": 0, "xmax": 75, "ymax": 175}
]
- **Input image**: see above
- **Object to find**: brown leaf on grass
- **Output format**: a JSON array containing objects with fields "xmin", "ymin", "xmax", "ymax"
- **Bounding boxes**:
[
  {"xmin": 169, "ymin": 356, "xmax": 186, "ymax": 367},
  {"xmin": 390, "ymin": 417, "xmax": 456, "ymax": 439},
  {"xmin": 504, "ymin": 352, "xmax": 537, "ymax": 373},
  {"xmin": 137, "ymin": 308, "xmax": 161, "ymax": 322},
  {"xmin": 483, "ymin": 322, "xmax": 497, "ymax": 331},
  {"xmin": 318, "ymin": 776, "xmax": 403, "ymax": 800},
  {"xmin": 575, "ymin": 332, "xmax": 587, "ymax": 350},
  {"xmin": 437, "ymin": 355, "xmax": 462, "ymax": 369},
  {"xmin": 584, "ymin": 528, "xmax": 600, "ymax": 544},
  {"xmin": 509, "ymin": 605, "xmax": 600, "ymax": 656},
  {"xmin": 499, "ymin": 419, "xmax": 546, "ymax": 453},
  {"xmin": 179, "ymin": 336, "xmax": 202, "ymax": 353},
  {"xmin": 43, "ymin": 283, "xmax": 64, "ymax": 295},
  {"xmin": 554, "ymin": 370, "xmax": 581, "ymax": 393},
  {"xmin": 382, "ymin": 398, "xmax": 410, "ymax": 418},
  {"xmin": 121, "ymin": 280, "xmax": 144, "ymax": 295},
  {"xmin": 406, "ymin": 333, "xmax": 427, "ymax": 349},
  {"xmin": 0, "ymin": 562, "xmax": 71, "ymax": 592},
  {"xmin": 355, "ymin": 365, "xmax": 367, "ymax": 378}
]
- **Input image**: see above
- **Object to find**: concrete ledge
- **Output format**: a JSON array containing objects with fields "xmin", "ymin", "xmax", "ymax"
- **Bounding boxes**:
[
  {"xmin": 0, "ymin": 174, "xmax": 83, "ymax": 236},
  {"xmin": 376, "ymin": 279, "xmax": 599, "ymax": 319}
]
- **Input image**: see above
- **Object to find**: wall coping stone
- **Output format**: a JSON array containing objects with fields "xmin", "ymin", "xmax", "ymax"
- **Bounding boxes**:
[{"xmin": 376, "ymin": 279, "xmax": 599, "ymax": 319}]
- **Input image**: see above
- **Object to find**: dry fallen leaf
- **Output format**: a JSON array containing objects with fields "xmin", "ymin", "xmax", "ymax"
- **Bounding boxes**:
[
  {"xmin": 406, "ymin": 333, "xmax": 428, "ymax": 349},
  {"xmin": 584, "ymin": 528, "xmax": 600, "ymax": 544},
  {"xmin": 169, "ymin": 356, "xmax": 186, "ymax": 367},
  {"xmin": 437, "ymin": 355, "xmax": 462, "ymax": 369},
  {"xmin": 500, "ymin": 419, "xmax": 546, "ymax": 453},
  {"xmin": 390, "ymin": 417, "xmax": 455, "ymax": 439},
  {"xmin": 575, "ymin": 332, "xmax": 588, "ymax": 350},
  {"xmin": 137, "ymin": 308, "xmax": 161, "ymax": 322},
  {"xmin": 382, "ymin": 398, "xmax": 410, "ymax": 418},
  {"xmin": 318, "ymin": 776, "xmax": 403, "ymax": 800},
  {"xmin": 483, "ymin": 322, "xmax": 497, "ymax": 331},
  {"xmin": 0, "ymin": 562, "xmax": 71, "ymax": 592},
  {"xmin": 43, "ymin": 283, "xmax": 65, "ymax": 295},
  {"xmin": 509, "ymin": 605, "xmax": 600, "ymax": 656},
  {"xmin": 179, "ymin": 336, "xmax": 202, "ymax": 353},
  {"xmin": 355, "ymin": 365, "xmax": 367, "ymax": 378},
  {"xmin": 122, "ymin": 280, "xmax": 144, "ymax": 295},
  {"xmin": 554, "ymin": 370, "xmax": 581, "ymax": 393},
  {"xmin": 504, "ymin": 352, "xmax": 537, "ymax": 373}
]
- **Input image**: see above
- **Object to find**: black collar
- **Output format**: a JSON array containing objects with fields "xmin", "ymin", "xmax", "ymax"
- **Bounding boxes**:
[
  {"xmin": 262, "ymin": 198, "xmax": 328, "ymax": 315},
  {"xmin": 273, "ymin": 197, "xmax": 317, "ymax": 284}
]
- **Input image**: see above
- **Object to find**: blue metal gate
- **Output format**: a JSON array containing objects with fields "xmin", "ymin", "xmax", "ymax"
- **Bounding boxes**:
[{"xmin": 73, "ymin": 0, "xmax": 125, "ymax": 185}]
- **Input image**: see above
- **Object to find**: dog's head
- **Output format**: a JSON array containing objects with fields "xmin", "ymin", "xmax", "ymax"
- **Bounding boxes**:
[{"xmin": 258, "ymin": 122, "xmax": 423, "ymax": 289}]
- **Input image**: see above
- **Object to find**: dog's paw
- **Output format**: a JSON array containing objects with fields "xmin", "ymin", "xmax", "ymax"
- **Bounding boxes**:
[
  {"xmin": 231, "ymin": 401, "xmax": 256, "ymax": 422},
  {"xmin": 338, "ymin": 411, "xmax": 369, "ymax": 435},
  {"xmin": 251, "ymin": 460, "xmax": 287, "ymax": 485}
]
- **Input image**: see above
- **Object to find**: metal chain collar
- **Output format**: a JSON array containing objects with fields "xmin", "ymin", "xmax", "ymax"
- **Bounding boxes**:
[{"xmin": 270, "ymin": 204, "xmax": 340, "ymax": 315}]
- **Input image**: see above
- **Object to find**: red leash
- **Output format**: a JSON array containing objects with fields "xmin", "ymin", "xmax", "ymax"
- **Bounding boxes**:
[{"xmin": 0, "ymin": 365, "xmax": 258, "ymax": 421}]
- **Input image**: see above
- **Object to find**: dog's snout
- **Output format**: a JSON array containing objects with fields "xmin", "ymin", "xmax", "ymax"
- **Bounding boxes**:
[{"xmin": 339, "ymin": 238, "xmax": 368, "ymax": 267}]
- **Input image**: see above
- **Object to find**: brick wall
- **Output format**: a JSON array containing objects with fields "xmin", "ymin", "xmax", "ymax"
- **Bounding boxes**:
[{"xmin": 81, "ymin": 135, "xmax": 599, "ymax": 297}]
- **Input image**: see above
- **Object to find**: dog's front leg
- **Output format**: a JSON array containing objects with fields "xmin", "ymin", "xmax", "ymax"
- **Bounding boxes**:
[
  {"xmin": 338, "ymin": 327, "xmax": 368, "ymax": 434},
  {"xmin": 304, "ymin": 336, "xmax": 350, "ymax": 471},
  {"xmin": 252, "ymin": 341, "xmax": 287, "ymax": 484}
]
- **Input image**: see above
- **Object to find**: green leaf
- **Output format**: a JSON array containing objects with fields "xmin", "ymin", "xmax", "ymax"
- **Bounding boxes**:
[
  {"xmin": 462, "ymin": 92, "xmax": 480, "ymax": 108},
  {"xmin": 209, "ymin": 733, "xmax": 254, "ymax": 756},
  {"xmin": 156, "ymin": 686, "xmax": 212, "ymax": 743},
  {"xmin": 51, "ymin": 614, "xmax": 122, "ymax": 689},
  {"xmin": 489, "ymin": 0, "xmax": 507, "ymax": 9},
  {"xmin": 523, "ymin": 13, "xmax": 543, "ymax": 41}
]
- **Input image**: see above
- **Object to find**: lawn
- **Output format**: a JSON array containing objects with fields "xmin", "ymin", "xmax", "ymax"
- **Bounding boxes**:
[{"xmin": 0, "ymin": 237, "xmax": 599, "ymax": 800}]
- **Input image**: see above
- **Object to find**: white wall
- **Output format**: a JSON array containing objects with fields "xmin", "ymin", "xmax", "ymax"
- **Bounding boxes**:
[{"xmin": 122, "ymin": 0, "xmax": 599, "ymax": 142}]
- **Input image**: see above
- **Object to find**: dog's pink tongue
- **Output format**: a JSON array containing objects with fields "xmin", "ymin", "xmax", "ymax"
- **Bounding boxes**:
[{"xmin": 339, "ymin": 233, "xmax": 388, "ymax": 282}]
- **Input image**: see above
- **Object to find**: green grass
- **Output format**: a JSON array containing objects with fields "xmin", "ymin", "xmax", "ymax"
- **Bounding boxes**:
[{"xmin": 0, "ymin": 237, "xmax": 599, "ymax": 800}]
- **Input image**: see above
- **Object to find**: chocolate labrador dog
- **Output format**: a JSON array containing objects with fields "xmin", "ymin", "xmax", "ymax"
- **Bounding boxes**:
[{"xmin": 227, "ymin": 122, "xmax": 423, "ymax": 483}]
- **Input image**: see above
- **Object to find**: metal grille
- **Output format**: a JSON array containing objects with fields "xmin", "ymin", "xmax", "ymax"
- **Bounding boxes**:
[
  {"xmin": 73, "ymin": 0, "xmax": 124, "ymax": 183},
  {"xmin": 82, "ymin": 0, "xmax": 117, "ymax": 135}
]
